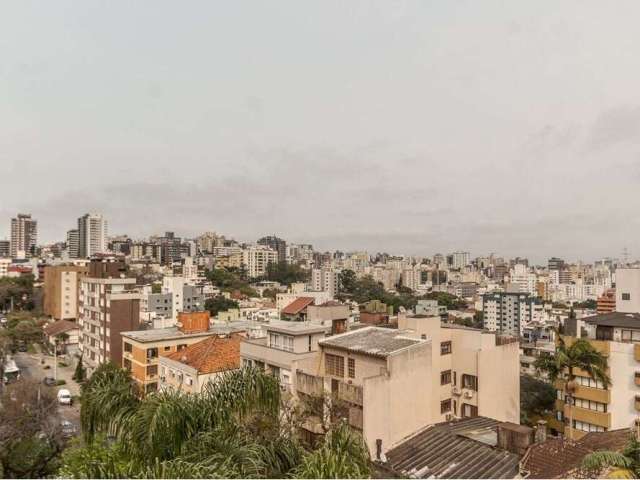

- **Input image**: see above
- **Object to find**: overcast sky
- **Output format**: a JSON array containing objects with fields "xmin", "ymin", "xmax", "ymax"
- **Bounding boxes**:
[{"xmin": 2, "ymin": 1, "xmax": 640, "ymax": 263}]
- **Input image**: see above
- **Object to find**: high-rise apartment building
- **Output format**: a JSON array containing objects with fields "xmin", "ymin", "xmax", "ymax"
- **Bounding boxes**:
[
  {"xmin": 78, "ymin": 213, "xmax": 108, "ymax": 258},
  {"xmin": 10, "ymin": 213, "xmax": 38, "ymax": 258},
  {"xmin": 257, "ymin": 235, "xmax": 287, "ymax": 263},
  {"xmin": 78, "ymin": 256, "xmax": 141, "ymax": 375},
  {"xmin": 43, "ymin": 264, "xmax": 89, "ymax": 320},
  {"xmin": 482, "ymin": 292, "xmax": 542, "ymax": 336},
  {"xmin": 242, "ymin": 245, "xmax": 278, "ymax": 278},
  {"xmin": 0, "ymin": 240, "xmax": 9, "ymax": 258},
  {"xmin": 160, "ymin": 232, "xmax": 182, "ymax": 265},
  {"xmin": 310, "ymin": 267, "xmax": 339, "ymax": 297},
  {"xmin": 66, "ymin": 229, "xmax": 79, "ymax": 258},
  {"xmin": 449, "ymin": 251, "xmax": 470, "ymax": 270}
]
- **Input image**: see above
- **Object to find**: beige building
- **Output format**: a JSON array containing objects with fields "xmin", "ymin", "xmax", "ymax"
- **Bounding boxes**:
[
  {"xmin": 240, "ymin": 320, "xmax": 330, "ymax": 390},
  {"xmin": 242, "ymin": 245, "xmax": 278, "ymax": 278},
  {"xmin": 159, "ymin": 334, "xmax": 241, "ymax": 394},
  {"xmin": 551, "ymin": 312, "xmax": 640, "ymax": 440},
  {"xmin": 43, "ymin": 264, "xmax": 89, "ymax": 321},
  {"xmin": 293, "ymin": 315, "xmax": 520, "ymax": 456}
]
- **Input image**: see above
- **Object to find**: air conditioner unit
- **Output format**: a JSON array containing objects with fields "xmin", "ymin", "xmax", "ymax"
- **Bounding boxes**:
[
  {"xmin": 445, "ymin": 414, "xmax": 457, "ymax": 422},
  {"xmin": 452, "ymin": 387, "xmax": 461, "ymax": 395},
  {"xmin": 464, "ymin": 391, "xmax": 474, "ymax": 399}
]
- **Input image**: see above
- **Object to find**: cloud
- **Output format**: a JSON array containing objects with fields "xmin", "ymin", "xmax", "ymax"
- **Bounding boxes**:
[{"xmin": 586, "ymin": 106, "xmax": 640, "ymax": 152}]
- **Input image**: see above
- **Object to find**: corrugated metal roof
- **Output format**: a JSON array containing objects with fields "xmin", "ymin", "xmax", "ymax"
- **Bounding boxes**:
[{"xmin": 385, "ymin": 417, "xmax": 520, "ymax": 479}]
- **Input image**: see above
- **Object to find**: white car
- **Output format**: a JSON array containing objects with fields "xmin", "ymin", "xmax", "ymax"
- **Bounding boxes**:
[{"xmin": 57, "ymin": 389, "xmax": 73, "ymax": 405}]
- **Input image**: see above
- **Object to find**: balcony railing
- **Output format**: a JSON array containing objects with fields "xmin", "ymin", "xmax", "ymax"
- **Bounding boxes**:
[
  {"xmin": 338, "ymin": 382, "xmax": 363, "ymax": 406},
  {"xmin": 296, "ymin": 371, "xmax": 324, "ymax": 396}
]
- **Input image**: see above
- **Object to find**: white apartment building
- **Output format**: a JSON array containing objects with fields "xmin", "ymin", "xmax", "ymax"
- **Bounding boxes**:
[
  {"xmin": 482, "ymin": 292, "xmax": 543, "ymax": 336},
  {"xmin": 510, "ymin": 264, "xmax": 538, "ymax": 296},
  {"xmin": 242, "ymin": 245, "xmax": 278, "ymax": 278},
  {"xmin": 616, "ymin": 268, "xmax": 640, "ymax": 313},
  {"xmin": 451, "ymin": 251, "xmax": 471, "ymax": 270},
  {"xmin": 401, "ymin": 266, "xmax": 422, "ymax": 292},
  {"xmin": 310, "ymin": 268, "xmax": 339, "ymax": 297},
  {"xmin": 78, "ymin": 213, "xmax": 108, "ymax": 258}
]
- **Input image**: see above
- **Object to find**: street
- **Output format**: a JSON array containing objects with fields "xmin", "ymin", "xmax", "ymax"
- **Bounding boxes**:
[{"xmin": 13, "ymin": 350, "xmax": 81, "ymax": 428}]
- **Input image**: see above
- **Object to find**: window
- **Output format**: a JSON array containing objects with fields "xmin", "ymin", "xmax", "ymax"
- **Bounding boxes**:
[
  {"xmin": 556, "ymin": 410, "xmax": 564, "ymax": 422},
  {"xmin": 461, "ymin": 403, "xmax": 478, "ymax": 418},
  {"xmin": 124, "ymin": 342, "xmax": 132, "ymax": 353},
  {"xmin": 164, "ymin": 346, "xmax": 171, "ymax": 352},
  {"xmin": 147, "ymin": 347, "xmax": 158, "ymax": 359},
  {"xmin": 325, "ymin": 354, "xmax": 345, "ymax": 377},
  {"xmin": 440, "ymin": 370, "xmax": 452, "ymax": 385},
  {"xmin": 573, "ymin": 420, "xmax": 606, "ymax": 433},
  {"xmin": 441, "ymin": 341, "xmax": 452, "ymax": 355},
  {"xmin": 348, "ymin": 358, "xmax": 355, "ymax": 379},
  {"xmin": 621, "ymin": 330, "xmax": 640, "ymax": 342},
  {"xmin": 441, "ymin": 399, "xmax": 452, "ymax": 414},
  {"xmin": 462, "ymin": 374, "xmax": 478, "ymax": 391},
  {"xmin": 177, "ymin": 344, "xmax": 187, "ymax": 351},
  {"xmin": 574, "ymin": 397, "xmax": 607, "ymax": 412},
  {"xmin": 622, "ymin": 293, "xmax": 631, "ymax": 301},
  {"xmin": 576, "ymin": 375, "xmax": 606, "ymax": 390}
]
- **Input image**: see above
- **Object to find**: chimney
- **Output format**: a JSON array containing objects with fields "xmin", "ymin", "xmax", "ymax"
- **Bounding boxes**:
[
  {"xmin": 375, "ymin": 439, "xmax": 383, "ymax": 461},
  {"xmin": 497, "ymin": 423, "xmax": 534, "ymax": 456},
  {"xmin": 535, "ymin": 420, "xmax": 547, "ymax": 443}
]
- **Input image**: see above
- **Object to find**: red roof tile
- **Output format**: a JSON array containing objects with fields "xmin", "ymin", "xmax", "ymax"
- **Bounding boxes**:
[
  {"xmin": 43, "ymin": 320, "xmax": 79, "ymax": 337},
  {"xmin": 282, "ymin": 297, "xmax": 315, "ymax": 315},
  {"xmin": 166, "ymin": 334, "xmax": 241, "ymax": 375}
]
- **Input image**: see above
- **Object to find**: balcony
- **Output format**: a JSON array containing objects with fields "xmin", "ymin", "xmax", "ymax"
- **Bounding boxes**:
[
  {"xmin": 296, "ymin": 371, "xmax": 324, "ymax": 397},
  {"xmin": 338, "ymin": 382, "xmax": 363, "ymax": 406},
  {"xmin": 555, "ymin": 380, "xmax": 611, "ymax": 404},
  {"xmin": 241, "ymin": 337, "xmax": 318, "ymax": 370},
  {"xmin": 563, "ymin": 404, "xmax": 611, "ymax": 430},
  {"xmin": 636, "ymin": 396, "xmax": 640, "ymax": 412}
]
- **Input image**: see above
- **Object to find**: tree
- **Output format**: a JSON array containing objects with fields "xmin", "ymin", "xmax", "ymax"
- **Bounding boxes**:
[
  {"xmin": 0, "ymin": 276, "xmax": 35, "ymax": 311},
  {"xmin": 581, "ymin": 435, "xmax": 640, "ymax": 479},
  {"xmin": 72, "ymin": 354, "xmax": 86, "ymax": 383},
  {"xmin": 264, "ymin": 261, "xmax": 310, "ymax": 285},
  {"xmin": 204, "ymin": 296, "xmax": 239, "ymax": 317},
  {"xmin": 66, "ymin": 364, "xmax": 371, "ymax": 479},
  {"xmin": 520, "ymin": 375, "xmax": 556, "ymax": 426},
  {"xmin": 261, "ymin": 288, "xmax": 279, "ymax": 301},
  {"xmin": 534, "ymin": 337, "xmax": 610, "ymax": 440}
]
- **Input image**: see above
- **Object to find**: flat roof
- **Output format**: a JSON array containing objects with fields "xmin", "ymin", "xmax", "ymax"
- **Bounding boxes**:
[
  {"xmin": 264, "ymin": 319, "xmax": 329, "ymax": 335},
  {"xmin": 122, "ymin": 322, "xmax": 248, "ymax": 343},
  {"xmin": 584, "ymin": 312, "xmax": 640, "ymax": 329},
  {"xmin": 319, "ymin": 326, "xmax": 425, "ymax": 358}
]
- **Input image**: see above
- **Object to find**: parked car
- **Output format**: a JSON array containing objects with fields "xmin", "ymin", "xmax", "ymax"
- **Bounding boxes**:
[
  {"xmin": 57, "ymin": 389, "xmax": 73, "ymax": 405},
  {"xmin": 43, "ymin": 376, "xmax": 56, "ymax": 386},
  {"xmin": 17, "ymin": 342, "xmax": 27, "ymax": 352}
]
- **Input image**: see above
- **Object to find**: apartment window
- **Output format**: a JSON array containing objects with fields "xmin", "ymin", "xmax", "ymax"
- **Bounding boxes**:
[
  {"xmin": 147, "ymin": 347, "xmax": 158, "ymax": 359},
  {"xmin": 164, "ymin": 346, "xmax": 171, "ymax": 352},
  {"xmin": 348, "ymin": 358, "xmax": 356, "ymax": 379},
  {"xmin": 573, "ymin": 420, "xmax": 606, "ymax": 433},
  {"xmin": 440, "ymin": 341, "xmax": 452, "ymax": 355},
  {"xmin": 462, "ymin": 374, "xmax": 478, "ymax": 391},
  {"xmin": 621, "ymin": 330, "xmax": 640, "ymax": 342},
  {"xmin": 147, "ymin": 365, "xmax": 158, "ymax": 376},
  {"xmin": 177, "ymin": 344, "xmax": 187, "ymax": 351},
  {"xmin": 574, "ymin": 397, "xmax": 607, "ymax": 412},
  {"xmin": 440, "ymin": 370, "xmax": 452, "ymax": 385},
  {"xmin": 622, "ymin": 293, "xmax": 631, "ymax": 301},
  {"xmin": 576, "ymin": 375, "xmax": 606, "ymax": 390},
  {"xmin": 441, "ymin": 399, "xmax": 452, "ymax": 414},
  {"xmin": 325, "ymin": 354, "xmax": 345, "ymax": 377},
  {"xmin": 556, "ymin": 410, "xmax": 564, "ymax": 422},
  {"xmin": 461, "ymin": 403, "xmax": 478, "ymax": 418}
]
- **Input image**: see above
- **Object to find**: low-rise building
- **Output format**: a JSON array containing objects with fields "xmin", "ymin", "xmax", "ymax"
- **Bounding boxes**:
[
  {"xmin": 159, "ymin": 334, "xmax": 242, "ymax": 394},
  {"xmin": 43, "ymin": 319, "xmax": 80, "ymax": 355},
  {"xmin": 43, "ymin": 264, "xmax": 89, "ymax": 321},
  {"xmin": 240, "ymin": 320, "xmax": 330, "ymax": 390}
]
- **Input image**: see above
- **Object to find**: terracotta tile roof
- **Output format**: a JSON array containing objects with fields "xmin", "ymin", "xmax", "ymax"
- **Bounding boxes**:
[
  {"xmin": 43, "ymin": 320, "xmax": 79, "ymax": 337},
  {"xmin": 165, "ymin": 334, "xmax": 241, "ymax": 375},
  {"xmin": 281, "ymin": 297, "xmax": 315, "ymax": 315},
  {"xmin": 522, "ymin": 429, "xmax": 631, "ymax": 479}
]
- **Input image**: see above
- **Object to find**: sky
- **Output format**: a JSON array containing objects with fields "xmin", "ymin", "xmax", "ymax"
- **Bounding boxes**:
[{"xmin": 2, "ymin": 1, "xmax": 640, "ymax": 263}]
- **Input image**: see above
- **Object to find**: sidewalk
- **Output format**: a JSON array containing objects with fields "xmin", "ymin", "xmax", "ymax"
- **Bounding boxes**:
[{"xmin": 36, "ymin": 346, "xmax": 82, "ymax": 396}]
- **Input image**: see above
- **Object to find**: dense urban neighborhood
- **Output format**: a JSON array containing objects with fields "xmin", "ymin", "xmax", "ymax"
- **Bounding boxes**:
[{"xmin": 1, "ymin": 212, "xmax": 640, "ymax": 478}]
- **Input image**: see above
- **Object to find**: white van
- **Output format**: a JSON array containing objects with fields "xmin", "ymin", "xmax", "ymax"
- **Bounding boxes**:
[{"xmin": 57, "ymin": 389, "xmax": 73, "ymax": 405}]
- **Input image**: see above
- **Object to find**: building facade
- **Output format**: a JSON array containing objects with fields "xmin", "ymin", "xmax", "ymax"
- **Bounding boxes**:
[
  {"xmin": 10, "ymin": 213, "xmax": 37, "ymax": 258},
  {"xmin": 482, "ymin": 291, "xmax": 542, "ymax": 336},
  {"xmin": 616, "ymin": 268, "xmax": 640, "ymax": 313},
  {"xmin": 43, "ymin": 264, "xmax": 89, "ymax": 321},
  {"xmin": 78, "ymin": 213, "xmax": 108, "ymax": 258},
  {"xmin": 242, "ymin": 245, "xmax": 278, "ymax": 278}
]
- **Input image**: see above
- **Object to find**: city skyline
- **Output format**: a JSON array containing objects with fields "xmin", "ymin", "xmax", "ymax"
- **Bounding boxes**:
[{"xmin": 3, "ymin": 1, "xmax": 640, "ymax": 261}]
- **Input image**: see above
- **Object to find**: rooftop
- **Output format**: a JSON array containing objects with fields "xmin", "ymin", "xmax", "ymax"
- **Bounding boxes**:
[
  {"xmin": 384, "ymin": 417, "xmax": 520, "ymax": 479},
  {"xmin": 263, "ymin": 319, "xmax": 329, "ymax": 335},
  {"xmin": 521, "ymin": 429, "xmax": 631, "ymax": 479},
  {"xmin": 164, "ymin": 334, "xmax": 241, "ymax": 374},
  {"xmin": 584, "ymin": 312, "xmax": 640, "ymax": 329},
  {"xmin": 281, "ymin": 297, "xmax": 315, "ymax": 315},
  {"xmin": 319, "ymin": 326, "xmax": 425, "ymax": 358},
  {"xmin": 122, "ymin": 322, "xmax": 248, "ymax": 343},
  {"xmin": 43, "ymin": 319, "xmax": 79, "ymax": 337}
]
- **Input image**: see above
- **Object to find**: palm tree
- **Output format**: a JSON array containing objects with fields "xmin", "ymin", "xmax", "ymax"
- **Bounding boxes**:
[
  {"xmin": 581, "ymin": 434, "xmax": 640, "ymax": 478},
  {"xmin": 72, "ymin": 363, "xmax": 371, "ymax": 478},
  {"xmin": 535, "ymin": 336, "xmax": 611, "ymax": 441}
]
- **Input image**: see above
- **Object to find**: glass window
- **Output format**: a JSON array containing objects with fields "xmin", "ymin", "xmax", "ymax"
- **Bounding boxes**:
[
  {"xmin": 325, "ymin": 354, "xmax": 344, "ymax": 377},
  {"xmin": 348, "ymin": 358, "xmax": 355, "ymax": 379},
  {"xmin": 441, "ymin": 341, "xmax": 452, "ymax": 355},
  {"xmin": 440, "ymin": 399, "xmax": 452, "ymax": 414},
  {"xmin": 441, "ymin": 370, "xmax": 452, "ymax": 385}
]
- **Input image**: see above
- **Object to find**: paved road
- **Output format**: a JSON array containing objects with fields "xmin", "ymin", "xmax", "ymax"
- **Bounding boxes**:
[{"xmin": 13, "ymin": 351, "xmax": 81, "ymax": 428}]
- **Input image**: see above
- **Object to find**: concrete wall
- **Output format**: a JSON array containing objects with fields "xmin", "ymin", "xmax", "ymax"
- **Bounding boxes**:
[
  {"xmin": 616, "ymin": 268, "xmax": 640, "ymax": 313},
  {"xmin": 362, "ymin": 342, "xmax": 433, "ymax": 456},
  {"xmin": 477, "ymin": 341, "xmax": 520, "ymax": 423},
  {"xmin": 609, "ymin": 341, "xmax": 637, "ymax": 430}
]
